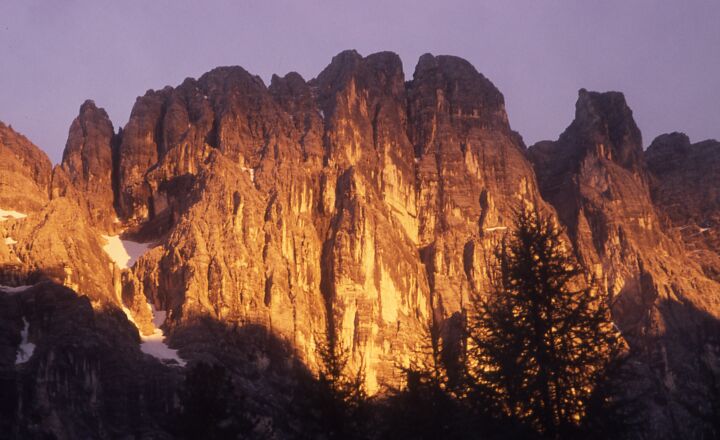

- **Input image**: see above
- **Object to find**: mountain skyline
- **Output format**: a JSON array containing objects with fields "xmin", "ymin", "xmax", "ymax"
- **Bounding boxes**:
[
  {"xmin": 2, "ymin": 48, "xmax": 720, "ymax": 437},
  {"xmin": 2, "ymin": 0, "xmax": 719, "ymax": 163}
]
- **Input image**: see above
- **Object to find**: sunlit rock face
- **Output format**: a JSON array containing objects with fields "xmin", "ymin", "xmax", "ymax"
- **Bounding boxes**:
[
  {"xmin": 115, "ymin": 51, "xmax": 435, "ymax": 391},
  {"xmin": 311, "ymin": 51, "xmax": 433, "ymax": 389},
  {"xmin": 0, "ymin": 122, "xmax": 119, "ymax": 308},
  {"xmin": 0, "ymin": 123, "xmax": 50, "ymax": 283},
  {"xmin": 529, "ymin": 90, "xmax": 720, "ymax": 437},
  {"xmin": 0, "ymin": 122, "xmax": 52, "ymax": 212},
  {"xmin": 108, "ymin": 50, "xmax": 550, "ymax": 392},
  {"xmin": 407, "ymin": 54, "xmax": 547, "ymax": 359},
  {"xmin": 58, "ymin": 100, "xmax": 118, "ymax": 231}
]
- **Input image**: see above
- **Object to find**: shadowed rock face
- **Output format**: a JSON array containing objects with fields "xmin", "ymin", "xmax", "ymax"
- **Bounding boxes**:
[
  {"xmin": 0, "ymin": 283, "xmax": 179, "ymax": 439},
  {"xmin": 1, "ymin": 50, "xmax": 719, "ymax": 438},
  {"xmin": 646, "ymin": 133, "xmax": 720, "ymax": 281}
]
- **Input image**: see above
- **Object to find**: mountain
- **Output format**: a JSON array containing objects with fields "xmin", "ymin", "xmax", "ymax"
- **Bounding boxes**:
[
  {"xmin": 529, "ymin": 91, "xmax": 720, "ymax": 435},
  {"xmin": 1, "ymin": 51, "xmax": 719, "ymax": 439}
]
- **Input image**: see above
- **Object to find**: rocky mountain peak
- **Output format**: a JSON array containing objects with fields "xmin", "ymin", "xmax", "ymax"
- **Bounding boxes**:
[
  {"xmin": 198, "ymin": 65, "xmax": 267, "ymax": 93},
  {"xmin": 0, "ymin": 122, "xmax": 52, "ymax": 183},
  {"xmin": 269, "ymin": 72, "xmax": 315, "ymax": 120},
  {"xmin": 407, "ymin": 53, "xmax": 512, "ymax": 163},
  {"xmin": 529, "ymin": 89, "xmax": 647, "ymax": 216},
  {"xmin": 410, "ymin": 53, "xmax": 506, "ymax": 127},
  {"xmin": 566, "ymin": 89, "xmax": 643, "ymax": 170},
  {"xmin": 61, "ymin": 100, "xmax": 114, "ymax": 172},
  {"xmin": 645, "ymin": 132, "xmax": 692, "ymax": 172},
  {"xmin": 59, "ymin": 99, "xmax": 116, "ymax": 228},
  {"xmin": 270, "ymin": 71, "xmax": 306, "ymax": 93},
  {"xmin": 79, "ymin": 99, "xmax": 108, "ymax": 118},
  {"xmin": 647, "ymin": 133, "xmax": 720, "ymax": 275},
  {"xmin": 0, "ymin": 121, "xmax": 53, "ymax": 211},
  {"xmin": 313, "ymin": 50, "xmax": 406, "ymax": 113},
  {"xmin": 313, "ymin": 49, "xmax": 364, "ymax": 86}
]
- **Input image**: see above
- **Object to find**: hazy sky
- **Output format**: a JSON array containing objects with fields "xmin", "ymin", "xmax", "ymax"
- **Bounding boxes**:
[{"xmin": 1, "ymin": 1, "xmax": 718, "ymax": 163}]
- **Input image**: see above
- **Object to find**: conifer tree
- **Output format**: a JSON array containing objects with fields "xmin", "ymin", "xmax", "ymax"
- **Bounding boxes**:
[
  {"xmin": 312, "ymin": 330, "xmax": 367, "ymax": 439},
  {"xmin": 467, "ymin": 207, "xmax": 623, "ymax": 438},
  {"xmin": 379, "ymin": 321, "xmax": 470, "ymax": 439},
  {"xmin": 179, "ymin": 362, "xmax": 253, "ymax": 439}
]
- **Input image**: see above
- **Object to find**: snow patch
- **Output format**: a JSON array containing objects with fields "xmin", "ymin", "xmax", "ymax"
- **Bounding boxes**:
[
  {"xmin": 15, "ymin": 318, "xmax": 35, "ymax": 364},
  {"xmin": 0, "ymin": 209, "xmax": 27, "ymax": 222},
  {"xmin": 102, "ymin": 235, "xmax": 130, "ymax": 268},
  {"xmin": 319, "ymin": 109, "xmax": 325, "ymax": 119},
  {"xmin": 700, "ymin": 227, "xmax": 711, "ymax": 233},
  {"xmin": 4, "ymin": 237, "xmax": 17, "ymax": 245},
  {"xmin": 0, "ymin": 284, "xmax": 33, "ymax": 294},
  {"xmin": 151, "ymin": 306, "xmax": 167, "ymax": 328},
  {"xmin": 101, "ymin": 235, "xmax": 152, "ymax": 269},
  {"xmin": 123, "ymin": 240, "xmax": 152, "ymax": 267},
  {"xmin": 140, "ymin": 303, "xmax": 186, "ymax": 367},
  {"xmin": 485, "ymin": 226, "xmax": 508, "ymax": 232}
]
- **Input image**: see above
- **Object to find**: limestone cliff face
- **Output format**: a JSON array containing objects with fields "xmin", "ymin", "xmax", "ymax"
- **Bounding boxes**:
[
  {"xmin": 1, "ymin": 123, "xmax": 51, "ymax": 281},
  {"xmin": 0, "ymin": 122, "xmax": 52, "ymax": 212},
  {"xmin": 312, "ymin": 51, "xmax": 432, "ymax": 388},
  {"xmin": 407, "ymin": 54, "xmax": 545, "ymax": 350},
  {"xmin": 646, "ymin": 133, "xmax": 720, "ymax": 281},
  {"xmin": 0, "ymin": 123, "xmax": 119, "ymax": 307},
  {"xmin": 111, "ymin": 51, "xmax": 549, "ymax": 391},
  {"xmin": 5, "ymin": 198, "xmax": 117, "ymax": 303},
  {"xmin": 529, "ymin": 90, "xmax": 665, "ymax": 327},
  {"xmin": 118, "ymin": 51, "xmax": 435, "ymax": 391},
  {"xmin": 59, "ymin": 100, "xmax": 117, "ymax": 230},
  {"xmin": 529, "ymin": 90, "xmax": 720, "ymax": 436}
]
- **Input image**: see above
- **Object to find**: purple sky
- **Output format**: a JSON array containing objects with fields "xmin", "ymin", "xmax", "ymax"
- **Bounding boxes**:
[{"xmin": 1, "ymin": 1, "xmax": 718, "ymax": 163}]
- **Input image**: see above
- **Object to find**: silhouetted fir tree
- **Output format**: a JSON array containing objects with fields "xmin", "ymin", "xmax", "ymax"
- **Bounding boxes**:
[
  {"xmin": 676, "ymin": 337, "xmax": 720, "ymax": 439},
  {"xmin": 467, "ymin": 207, "xmax": 624, "ymax": 438},
  {"xmin": 378, "ymin": 320, "xmax": 538, "ymax": 439},
  {"xmin": 701, "ymin": 353, "xmax": 720, "ymax": 439},
  {"xmin": 379, "ymin": 366, "xmax": 470, "ymax": 440},
  {"xmin": 311, "ymin": 330, "xmax": 368, "ymax": 439},
  {"xmin": 377, "ymin": 318, "xmax": 471, "ymax": 440},
  {"xmin": 577, "ymin": 346, "xmax": 646, "ymax": 439},
  {"xmin": 179, "ymin": 362, "xmax": 253, "ymax": 439}
]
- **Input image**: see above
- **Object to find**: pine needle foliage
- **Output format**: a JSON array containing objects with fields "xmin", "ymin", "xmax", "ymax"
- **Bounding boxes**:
[{"xmin": 467, "ymin": 207, "xmax": 623, "ymax": 438}]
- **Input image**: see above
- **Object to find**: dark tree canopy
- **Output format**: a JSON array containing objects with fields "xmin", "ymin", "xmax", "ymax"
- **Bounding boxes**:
[
  {"xmin": 467, "ymin": 207, "xmax": 624, "ymax": 438},
  {"xmin": 310, "ymin": 331, "xmax": 368, "ymax": 439},
  {"xmin": 179, "ymin": 362, "xmax": 253, "ymax": 439}
]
